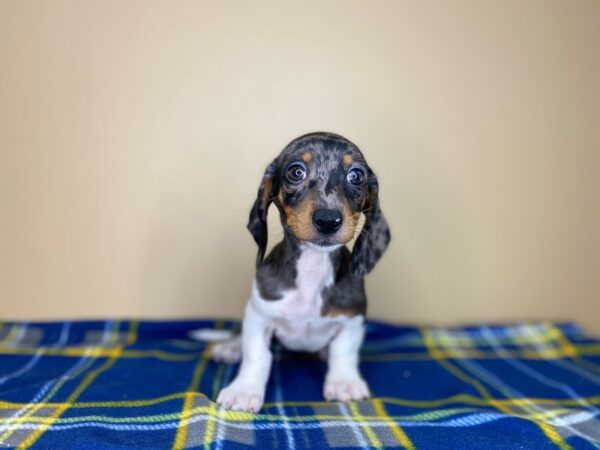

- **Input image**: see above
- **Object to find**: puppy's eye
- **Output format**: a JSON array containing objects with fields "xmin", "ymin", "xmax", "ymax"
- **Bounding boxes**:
[
  {"xmin": 347, "ymin": 168, "xmax": 364, "ymax": 185},
  {"xmin": 286, "ymin": 163, "xmax": 307, "ymax": 183}
]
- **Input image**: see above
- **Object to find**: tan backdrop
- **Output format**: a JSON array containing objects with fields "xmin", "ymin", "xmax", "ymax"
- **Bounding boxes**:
[{"xmin": 1, "ymin": 1, "xmax": 599, "ymax": 332}]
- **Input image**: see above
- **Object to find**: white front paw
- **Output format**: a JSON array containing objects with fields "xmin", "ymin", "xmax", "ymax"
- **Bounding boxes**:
[
  {"xmin": 324, "ymin": 377, "xmax": 370, "ymax": 402},
  {"xmin": 216, "ymin": 383, "xmax": 264, "ymax": 413}
]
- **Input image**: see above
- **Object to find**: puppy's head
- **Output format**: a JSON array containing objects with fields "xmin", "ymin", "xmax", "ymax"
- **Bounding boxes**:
[{"xmin": 248, "ymin": 132, "xmax": 390, "ymax": 276}]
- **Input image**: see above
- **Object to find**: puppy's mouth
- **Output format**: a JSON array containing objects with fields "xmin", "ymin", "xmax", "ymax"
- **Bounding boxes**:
[
  {"xmin": 305, "ymin": 240, "xmax": 344, "ymax": 252},
  {"xmin": 301, "ymin": 231, "xmax": 353, "ymax": 251}
]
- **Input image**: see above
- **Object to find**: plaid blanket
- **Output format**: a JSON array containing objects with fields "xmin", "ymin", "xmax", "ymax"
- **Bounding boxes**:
[{"xmin": 0, "ymin": 320, "xmax": 598, "ymax": 449}]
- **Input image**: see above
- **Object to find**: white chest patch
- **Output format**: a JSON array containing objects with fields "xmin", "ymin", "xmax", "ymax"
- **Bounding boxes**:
[{"xmin": 251, "ymin": 247, "xmax": 348, "ymax": 352}]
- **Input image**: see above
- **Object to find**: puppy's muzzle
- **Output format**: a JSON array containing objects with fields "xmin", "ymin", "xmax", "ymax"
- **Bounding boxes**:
[{"xmin": 312, "ymin": 209, "xmax": 343, "ymax": 235}]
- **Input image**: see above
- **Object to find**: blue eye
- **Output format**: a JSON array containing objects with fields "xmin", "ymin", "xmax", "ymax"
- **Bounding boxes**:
[
  {"xmin": 286, "ymin": 163, "xmax": 307, "ymax": 183},
  {"xmin": 347, "ymin": 168, "xmax": 364, "ymax": 185}
]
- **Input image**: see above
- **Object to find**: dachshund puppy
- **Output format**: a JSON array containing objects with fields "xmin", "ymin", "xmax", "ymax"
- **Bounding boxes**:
[{"xmin": 206, "ymin": 132, "xmax": 390, "ymax": 412}]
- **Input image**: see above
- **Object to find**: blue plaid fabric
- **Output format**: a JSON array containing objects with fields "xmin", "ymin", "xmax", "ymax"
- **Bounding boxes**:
[{"xmin": 0, "ymin": 320, "xmax": 598, "ymax": 449}]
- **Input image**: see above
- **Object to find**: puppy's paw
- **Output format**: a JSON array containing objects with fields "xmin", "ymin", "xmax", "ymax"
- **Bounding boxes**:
[
  {"xmin": 210, "ymin": 339, "xmax": 242, "ymax": 364},
  {"xmin": 216, "ymin": 384, "xmax": 264, "ymax": 413},
  {"xmin": 324, "ymin": 377, "xmax": 370, "ymax": 402}
]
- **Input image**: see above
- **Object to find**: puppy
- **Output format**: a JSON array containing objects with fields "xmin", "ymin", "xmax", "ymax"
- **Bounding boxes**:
[{"xmin": 207, "ymin": 132, "xmax": 390, "ymax": 412}]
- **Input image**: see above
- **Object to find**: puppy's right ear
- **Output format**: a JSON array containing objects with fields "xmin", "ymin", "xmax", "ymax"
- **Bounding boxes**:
[{"xmin": 247, "ymin": 159, "xmax": 278, "ymax": 267}]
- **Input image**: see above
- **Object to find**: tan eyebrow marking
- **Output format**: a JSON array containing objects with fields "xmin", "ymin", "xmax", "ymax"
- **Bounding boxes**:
[
  {"xmin": 343, "ymin": 154, "xmax": 353, "ymax": 168},
  {"xmin": 302, "ymin": 152, "xmax": 313, "ymax": 163}
]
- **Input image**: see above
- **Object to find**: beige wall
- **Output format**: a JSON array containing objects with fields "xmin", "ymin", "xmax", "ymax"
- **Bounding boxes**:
[{"xmin": 1, "ymin": 1, "xmax": 599, "ymax": 332}]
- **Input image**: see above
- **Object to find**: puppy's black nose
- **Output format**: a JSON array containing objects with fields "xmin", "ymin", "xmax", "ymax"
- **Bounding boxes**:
[{"xmin": 312, "ymin": 209, "xmax": 343, "ymax": 235}]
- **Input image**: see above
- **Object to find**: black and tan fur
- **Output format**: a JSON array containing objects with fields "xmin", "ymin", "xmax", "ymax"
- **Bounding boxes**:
[
  {"xmin": 248, "ymin": 132, "xmax": 391, "ymax": 316},
  {"xmin": 196, "ymin": 131, "xmax": 392, "ymax": 412}
]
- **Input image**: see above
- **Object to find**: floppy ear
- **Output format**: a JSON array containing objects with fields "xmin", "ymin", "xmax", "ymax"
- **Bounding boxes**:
[
  {"xmin": 351, "ymin": 170, "xmax": 391, "ymax": 276},
  {"xmin": 247, "ymin": 159, "xmax": 278, "ymax": 267}
]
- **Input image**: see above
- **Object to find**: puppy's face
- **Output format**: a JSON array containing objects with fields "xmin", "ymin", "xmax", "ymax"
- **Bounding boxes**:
[
  {"xmin": 249, "ymin": 132, "xmax": 390, "ymax": 275},
  {"xmin": 274, "ymin": 140, "xmax": 368, "ymax": 249}
]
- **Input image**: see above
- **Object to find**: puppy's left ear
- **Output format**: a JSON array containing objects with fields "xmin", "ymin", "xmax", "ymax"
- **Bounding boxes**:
[
  {"xmin": 247, "ymin": 159, "xmax": 278, "ymax": 267},
  {"xmin": 351, "ymin": 170, "xmax": 391, "ymax": 276}
]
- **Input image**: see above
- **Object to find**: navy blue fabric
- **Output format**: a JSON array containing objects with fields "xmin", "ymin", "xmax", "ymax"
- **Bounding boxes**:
[{"xmin": 0, "ymin": 320, "xmax": 598, "ymax": 449}]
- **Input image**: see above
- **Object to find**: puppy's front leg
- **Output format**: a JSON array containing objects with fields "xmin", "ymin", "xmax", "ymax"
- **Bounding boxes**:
[
  {"xmin": 324, "ymin": 316, "xmax": 370, "ymax": 402},
  {"xmin": 216, "ymin": 304, "xmax": 272, "ymax": 412}
]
